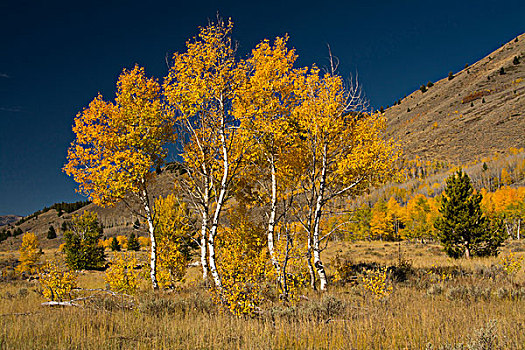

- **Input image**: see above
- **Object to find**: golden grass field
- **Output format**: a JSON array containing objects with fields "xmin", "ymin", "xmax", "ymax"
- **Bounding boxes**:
[{"xmin": 1, "ymin": 240, "xmax": 525, "ymax": 349}]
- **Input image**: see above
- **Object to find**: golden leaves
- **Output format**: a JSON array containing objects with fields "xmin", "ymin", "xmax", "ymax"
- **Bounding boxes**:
[
  {"xmin": 64, "ymin": 65, "xmax": 174, "ymax": 206},
  {"xmin": 15, "ymin": 232, "xmax": 40, "ymax": 275}
]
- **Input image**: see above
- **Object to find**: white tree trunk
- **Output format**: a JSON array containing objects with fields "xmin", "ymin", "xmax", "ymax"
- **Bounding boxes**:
[
  {"xmin": 200, "ymin": 209, "xmax": 209, "ymax": 281},
  {"xmin": 141, "ymin": 188, "xmax": 158, "ymax": 290},
  {"xmin": 306, "ymin": 232, "xmax": 316, "ymax": 290},
  {"xmin": 207, "ymin": 126, "xmax": 229, "ymax": 291},
  {"xmin": 312, "ymin": 147, "xmax": 328, "ymax": 291},
  {"xmin": 267, "ymin": 159, "xmax": 282, "ymax": 289},
  {"xmin": 200, "ymin": 181, "xmax": 210, "ymax": 281}
]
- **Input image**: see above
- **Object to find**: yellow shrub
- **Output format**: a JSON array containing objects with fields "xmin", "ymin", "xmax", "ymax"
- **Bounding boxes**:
[
  {"xmin": 138, "ymin": 236, "xmax": 151, "ymax": 248},
  {"xmin": 157, "ymin": 239, "xmax": 187, "ymax": 288},
  {"xmin": 271, "ymin": 229, "xmax": 309, "ymax": 304},
  {"xmin": 116, "ymin": 235, "xmax": 128, "ymax": 250},
  {"xmin": 499, "ymin": 252, "xmax": 524, "ymax": 275},
  {"xmin": 154, "ymin": 194, "xmax": 196, "ymax": 289},
  {"xmin": 216, "ymin": 206, "xmax": 268, "ymax": 316},
  {"xmin": 360, "ymin": 266, "xmax": 393, "ymax": 299},
  {"xmin": 105, "ymin": 253, "xmax": 141, "ymax": 294},
  {"xmin": 39, "ymin": 261, "xmax": 78, "ymax": 301}
]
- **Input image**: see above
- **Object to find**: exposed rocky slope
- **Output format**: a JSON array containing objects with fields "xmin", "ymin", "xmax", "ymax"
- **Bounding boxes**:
[{"xmin": 384, "ymin": 33, "xmax": 525, "ymax": 164}]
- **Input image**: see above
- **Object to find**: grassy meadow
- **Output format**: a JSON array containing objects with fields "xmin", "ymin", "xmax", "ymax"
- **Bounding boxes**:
[{"xmin": 1, "ymin": 240, "xmax": 525, "ymax": 349}]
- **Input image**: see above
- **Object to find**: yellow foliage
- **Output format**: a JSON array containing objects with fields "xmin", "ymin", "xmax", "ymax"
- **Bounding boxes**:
[
  {"xmin": 138, "ymin": 236, "xmax": 151, "ymax": 248},
  {"xmin": 370, "ymin": 198, "xmax": 405, "ymax": 240},
  {"xmin": 360, "ymin": 266, "xmax": 393, "ymax": 299},
  {"xmin": 116, "ymin": 235, "xmax": 128, "ymax": 250},
  {"xmin": 426, "ymin": 264, "xmax": 453, "ymax": 283},
  {"xmin": 15, "ymin": 232, "xmax": 40, "ymax": 275},
  {"xmin": 270, "ymin": 224, "xmax": 310, "ymax": 304},
  {"xmin": 216, "ymin": 205, "xmax": 268, "ymax": 316},
  {"xmin": 64, "ymin": 65, "xmax": 175, "ymax": 206},
  {"xmin": 501, "ymin": 167, "xmax": 512, "ymax": 185},
  {"xmin": 105, "ymin": 253, "xmax": 141, "ymax": 294},
  {"xmin": 482, "ymin": 186, "xmax": 525, "ymax": 217},
  {"xmin": 39, "ymin": 261, "xmax": 78, "ymax": 301},
  {"xmin": 499, "ymin": 252, "xmax": 524, "ymax": 275},
  {"xmin": 154, "ymin": 194, "xmax": 194, "ymax": 288}
]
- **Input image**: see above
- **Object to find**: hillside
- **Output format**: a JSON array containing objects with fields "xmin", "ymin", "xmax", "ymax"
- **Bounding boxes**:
[
  {"xmin": 0, "ymin": 168, "xmax": 180, "ymax": 250},
  {"xmin": 0, "ymin": 215, "xmax": 21, "ymax": 227},
  {"xmin": 384, "ymin": 33, "xmax": 525, "ymax": 164}
]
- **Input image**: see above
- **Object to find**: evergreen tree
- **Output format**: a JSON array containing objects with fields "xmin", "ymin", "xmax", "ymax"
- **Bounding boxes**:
[
  {"xmin": 47, "ymin": 225, "xmax": 57, "ymax": 239},
  {"xmin": 434, "ymin": 170, "xmax": 506, "ymax": 258},
  {"xmin": 127, "ymin": 232, "xmax": 141, "ymax": 251},
  {"xmin": 13, "ymin": 227, "xmax": 23, "ymax": 237},
  {"xmin": 110, "ymin": 237, "xmax": 121, "ymax": 251},
  {"xmin": 0, "ymin": 229, "xmax": 7, "ymax": 242},
  {"xmin": 63, "ymin": 211, "xmax": 106, "ymax": 270}
]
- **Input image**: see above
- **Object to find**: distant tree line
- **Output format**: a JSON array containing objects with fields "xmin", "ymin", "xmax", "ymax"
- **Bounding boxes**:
[
  {"xmin": 0, "ymin": 227, "xmax": 22, "ymax": 242},
  {"xmin": 15, "ymin": 200, "xmax": 91, "ymax": 226}
]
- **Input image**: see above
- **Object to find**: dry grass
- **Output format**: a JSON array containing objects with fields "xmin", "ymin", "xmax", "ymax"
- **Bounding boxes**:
[{"xmin": 1, "ymin": 240, "xmax": 525, "ymax": 349}]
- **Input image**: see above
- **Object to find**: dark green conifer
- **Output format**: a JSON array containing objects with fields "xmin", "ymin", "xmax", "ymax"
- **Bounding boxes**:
[
  {"xmin": 127, "ymin": 232, "xmax": 141, "ymax": 251},
  {"xmin": 110, "ymin": 237, "xmax": 121, "ymax": 252},
  {"xmin": 434, "ymin": 170, "xmax": 506, "ymax": 258},
  {"xmin": 47, "ymin": 225, "xmax": 57, "ymax": 239}
]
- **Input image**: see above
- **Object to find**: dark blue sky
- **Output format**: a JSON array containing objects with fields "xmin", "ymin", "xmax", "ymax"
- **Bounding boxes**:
[{"xmin": 1, "ymin": 0, "xmax": 523, "ymax": 216}]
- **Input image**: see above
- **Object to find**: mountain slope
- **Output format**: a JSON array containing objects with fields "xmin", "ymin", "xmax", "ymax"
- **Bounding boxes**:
[
  {"xmin": 384, "ymin": 33, "xmax": 525, "ymax": 164},
  {"xmin": 0, "ymin": 215, "xmax": 22, "ymax": 227}
]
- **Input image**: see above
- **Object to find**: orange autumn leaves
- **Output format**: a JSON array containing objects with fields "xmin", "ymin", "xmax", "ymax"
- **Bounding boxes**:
[{"xmin": 63, "ymin": 65, "xmax": 175, "ymax": 207}]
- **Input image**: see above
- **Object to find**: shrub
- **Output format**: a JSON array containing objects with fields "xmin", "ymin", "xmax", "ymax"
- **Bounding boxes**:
[
  {"xmin": 215, "ymin": 205, "xmax": 268, "ymax": 316},
  {"xmin": 448, "ymin": 71, "xmax": 454, "ymax": 80},
  {"xmin": 39, "ymin": 261, "xmax": 78, "ymax": 301},
  {"xmin": 427, "ymin": 81, "xmax": 434, "ymax": 88},
  {"xmin": 499, "ymin": 67, "xmax": 505, "ymax": 75},
  {"xmin": 499, "ymin": 252, "xmax": 523, "ymax": 275},
  {"xmin": 461, "ymin": 90, "xmax": 490, "ymax": 104},
  {"xmin": 513, "ymin": 56, "xmax": 520, "ymax": 65},
  {"xmin": 420, "ymin": 85, "xmax": 427, "ymax": 93},
  {"xmin": 360, "ymin": 266, "xmax": 393, "ymax": 299},
  {"xmin": 426, "ymin": 284, "xmax": 443, "ymax": 296},
  {"xmin": 154, "ymin": 194, "xmax": 196, "ymax": 289},
  {"xmin": 104, "ymin": 253, "xmax": 142, "ymax": 294}
]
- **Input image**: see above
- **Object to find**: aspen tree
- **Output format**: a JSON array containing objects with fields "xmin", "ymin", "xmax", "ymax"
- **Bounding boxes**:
[
  {"xmin": 234, "ymin": 36, "xmax": 307, "ymax": 299},
  {"xmin": 64, "ymin": 66, "xmax": 175, "ymax": 289},
  {"xmin": 293, "ymin": 66, "xmax": 398, "ymax": 290},
  {"xmin": 164, "ymin": 18, "xmax": 251, "ymax": 290}
]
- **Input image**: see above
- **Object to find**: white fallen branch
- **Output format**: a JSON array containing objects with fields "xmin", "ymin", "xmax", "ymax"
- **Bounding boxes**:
[{"xmin": 41, "ymin": 301, "xmax": 81, "ymax": 307}]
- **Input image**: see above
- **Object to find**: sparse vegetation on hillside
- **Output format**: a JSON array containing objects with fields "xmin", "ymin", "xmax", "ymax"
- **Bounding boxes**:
[{"xmin": 15, "ymin": 200, "xmax": 91, "ymax": 226}]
